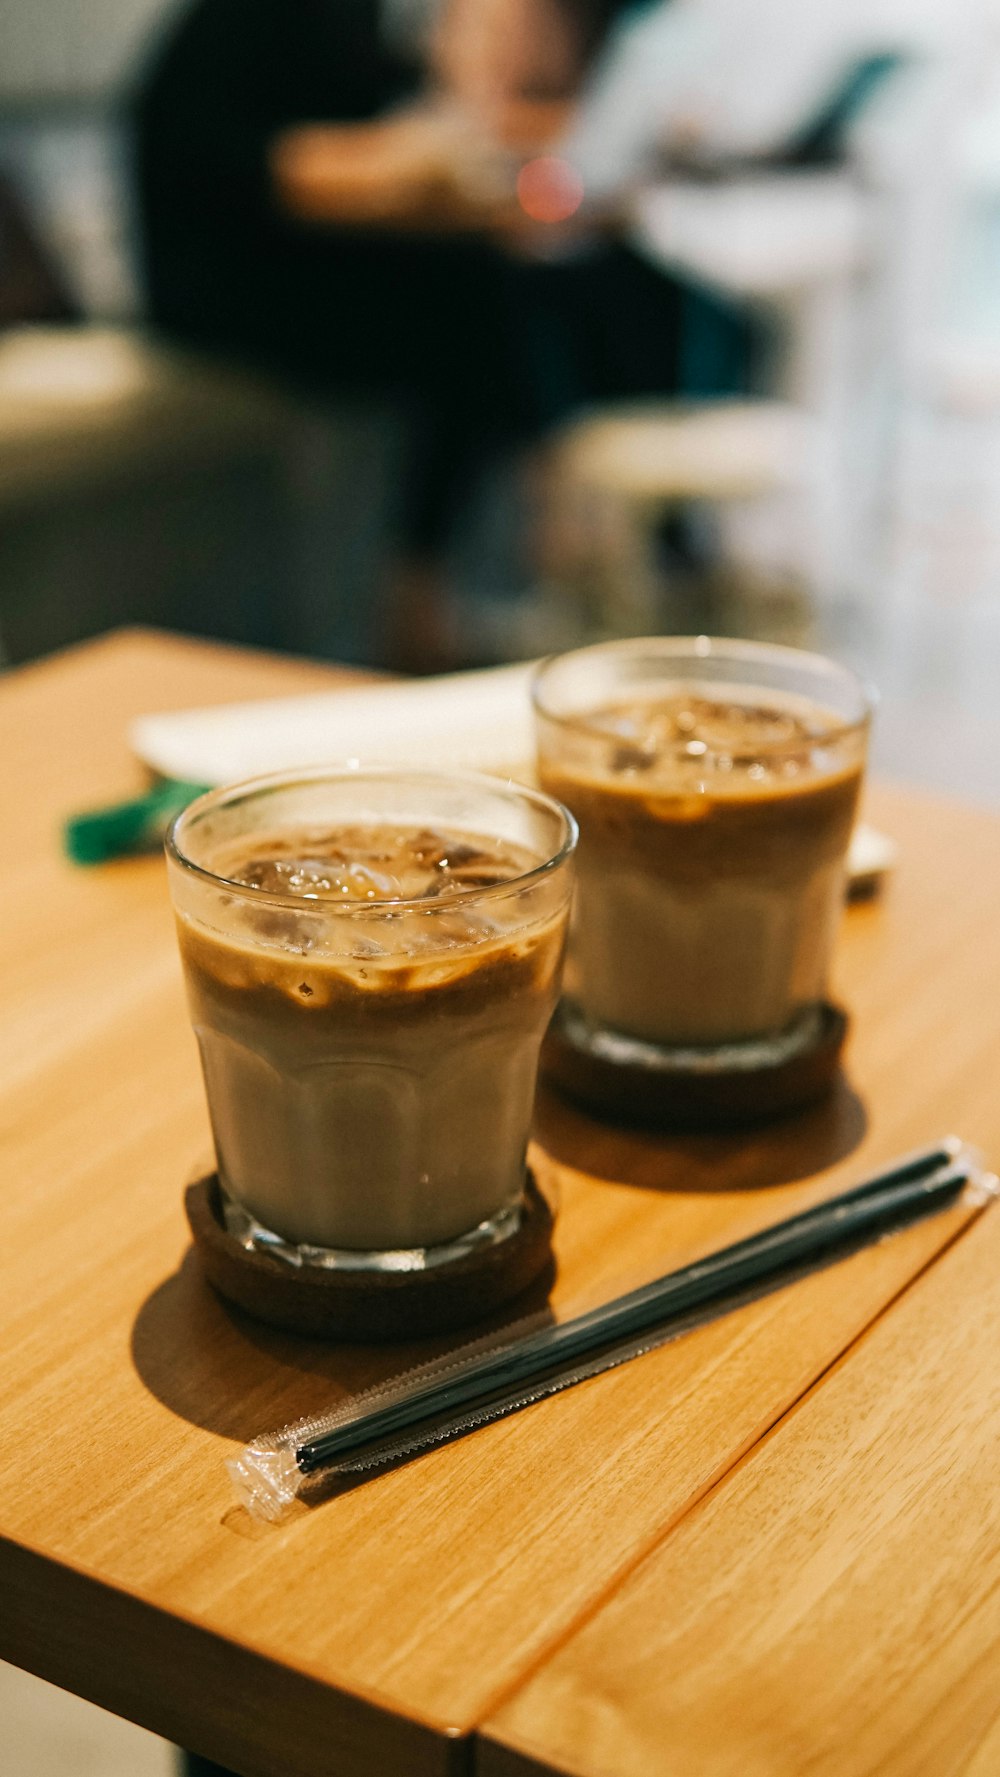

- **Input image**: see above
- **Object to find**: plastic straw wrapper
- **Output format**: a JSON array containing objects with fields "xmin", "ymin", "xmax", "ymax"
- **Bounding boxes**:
[{"xmin": 229, "ymin": 1139, "xmax": 996, "ymax": 1521}]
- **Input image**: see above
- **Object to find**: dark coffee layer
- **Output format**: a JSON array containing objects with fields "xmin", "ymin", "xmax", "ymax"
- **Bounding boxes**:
[
  {"xmin": 178, "ymin": 916, "xmax": 563, "ymax": 1027},
  {"xmin": 540, "ymin": 763, "xmax": 861, "ymax": 881},
  {"xmin": 181, "ymin": 818, "xmax": 563, "ymax": 1017}
]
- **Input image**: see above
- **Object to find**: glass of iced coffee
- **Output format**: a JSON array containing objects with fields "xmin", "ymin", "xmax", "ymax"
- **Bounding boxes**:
[
  {"xmin": 166, "ymin": 768, "xmax": 575, "ymax": 1270},
  {"xmin": 533, "ymin": 637, "xmax": 872, "ymax": 1064}
]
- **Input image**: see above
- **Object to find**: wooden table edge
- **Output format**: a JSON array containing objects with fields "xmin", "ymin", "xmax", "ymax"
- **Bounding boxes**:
[
  {"xmin": 467, "ymin": 1197, "xmax": 997, "ymax": 1774},
  {"xmin": 1, "ymin": 1534, "xmax": 474, "ymax": 1777}
]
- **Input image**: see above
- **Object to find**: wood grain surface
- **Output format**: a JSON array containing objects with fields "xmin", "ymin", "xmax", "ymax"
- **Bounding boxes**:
[
  {"xmin": 481, "ymin": 1185, "xmax": 1000, "ymax": 1777},
  {"xmin": 2, "ymin": 630, "xmax": 998, "ymax": 1777}
]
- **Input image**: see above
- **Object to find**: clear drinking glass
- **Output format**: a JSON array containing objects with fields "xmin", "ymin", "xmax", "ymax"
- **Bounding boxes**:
[
  {"xmin": 533, "ymin": 636, "xmax": 872, "ymax": 1054},
  {"xmin": 166, "ymin": 767, "xmax": 576, "ymax": 1270}
]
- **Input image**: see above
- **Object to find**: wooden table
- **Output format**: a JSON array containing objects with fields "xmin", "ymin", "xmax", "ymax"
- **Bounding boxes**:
[{"xmin": 3, "ymin": 629, "xmax": 1000, "ymax": 1777}]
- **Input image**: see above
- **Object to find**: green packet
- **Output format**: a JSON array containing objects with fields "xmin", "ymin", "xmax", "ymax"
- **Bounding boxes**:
[{"xmin": 64, "ymin": 778, "xmax": 210, "ymax": 866}]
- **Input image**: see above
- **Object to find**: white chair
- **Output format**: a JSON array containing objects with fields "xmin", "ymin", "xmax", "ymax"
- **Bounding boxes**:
[
  {"xmin": 545, "ymin": 170, "xmax": 867, "ymax": 636},
  {"xmin": 543, "ymin": 0, "xmax": 1000, "ymax": 637}
]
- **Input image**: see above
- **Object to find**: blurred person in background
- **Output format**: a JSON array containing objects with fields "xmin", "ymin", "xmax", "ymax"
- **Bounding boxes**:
[
  {"xmin": 127, "ymin": 0, "xmax": 992, "ymax": 669},
  {"xmin": 132, "ymin": 0, "xmax": 640, "ymax": 669}
]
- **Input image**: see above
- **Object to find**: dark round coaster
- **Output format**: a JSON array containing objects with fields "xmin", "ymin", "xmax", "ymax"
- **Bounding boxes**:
[
  {"xmin": 184, "ymin": 1171, "xmax": 555, "ymax": 1344},
  {"xmin": 542, "ymin": 999, "xmax": 848, "ymax": 1130}
]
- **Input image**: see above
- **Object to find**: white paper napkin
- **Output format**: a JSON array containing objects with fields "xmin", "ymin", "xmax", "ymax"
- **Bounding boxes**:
[{"xmin": 131, "ymin": 662, "xmax": 538, "ymax": 787}]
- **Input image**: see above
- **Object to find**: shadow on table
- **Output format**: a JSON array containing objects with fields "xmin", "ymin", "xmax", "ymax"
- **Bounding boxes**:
[
  {"xmin": 130, "ymin": 1246, "xmax": 555, "ymax": 1443},
  {"xmin": 131, "ymin": 1076, "xmax": 865, "ymax": 1444},
  {"xmin": 533, "ymin": 1074, "xmax": 868, "ymax": 1194}
]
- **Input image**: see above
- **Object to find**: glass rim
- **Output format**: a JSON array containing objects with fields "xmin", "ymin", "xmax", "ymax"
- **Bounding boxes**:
[
  {"xmin": 165, "ymin": 763, "xmax": 578, "ymax": 916},
  {"xmin": 531, "ymin": 634, "xmax": 877, "ymax": 750}
]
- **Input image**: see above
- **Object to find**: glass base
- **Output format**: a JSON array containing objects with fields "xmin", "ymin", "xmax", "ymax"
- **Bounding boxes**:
[
  {"xmin": 562, "ymin": 1000, "xmax": 828, "ymax": 1075},
  {"xmin": 219, "ymin": 1187, "xmax": 527, "ymax": 1275},
  {"xmin": 542, "ymin": 997, "xmax": 847, "ymax": 1129}
]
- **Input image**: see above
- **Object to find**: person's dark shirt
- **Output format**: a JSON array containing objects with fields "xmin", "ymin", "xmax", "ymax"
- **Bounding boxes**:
[{"xmin": 130, "ymin": 0, "xmax": 421, "ymax": 327}]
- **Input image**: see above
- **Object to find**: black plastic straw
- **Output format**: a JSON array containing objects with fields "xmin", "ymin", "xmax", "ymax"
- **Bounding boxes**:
[{"xmin": 295, "ymin": 1140, "xmax": 969, "ymax": 1475}]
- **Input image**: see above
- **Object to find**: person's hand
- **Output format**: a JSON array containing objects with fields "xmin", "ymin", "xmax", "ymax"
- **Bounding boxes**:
[
  {"xmin": 272, "ymin": 96, "xmax": 598, "ymax": 243},
  {"xmin": 272, "ymin": 102, "xmax": 518, "ymax": 227}
]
